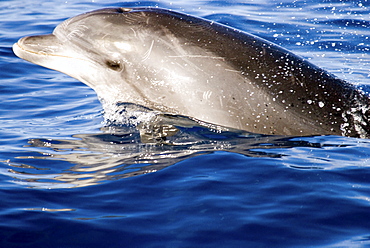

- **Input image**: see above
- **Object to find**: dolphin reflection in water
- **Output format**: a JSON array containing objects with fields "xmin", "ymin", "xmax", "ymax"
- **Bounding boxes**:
[{"xmin": 3, "ymin": 114, "xmax": 341, "ymax": 189}]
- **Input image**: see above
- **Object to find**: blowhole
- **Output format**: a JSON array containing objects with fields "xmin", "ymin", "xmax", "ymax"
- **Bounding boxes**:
[{"xmin": 117, "ymin": 8, "xmax": 132, "ymax": 13}]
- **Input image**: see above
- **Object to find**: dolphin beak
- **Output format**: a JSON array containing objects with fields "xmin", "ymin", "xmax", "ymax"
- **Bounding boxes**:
[
  {"xmin": 13, "ymin": 34, "xmax": 64, "ymax": 62},
  {"xmin": 13, "ymin": 33, "xmax": 98, "ymax": 86}
]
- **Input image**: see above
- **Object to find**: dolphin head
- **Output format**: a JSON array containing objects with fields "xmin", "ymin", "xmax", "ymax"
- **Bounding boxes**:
[
  {"xmin": 13, "ymin": 8, "xmax": 156, "ymax": 106},
  {"xmin": 13, "ymin": 8, "xmax": 179, "ymax": 108}
]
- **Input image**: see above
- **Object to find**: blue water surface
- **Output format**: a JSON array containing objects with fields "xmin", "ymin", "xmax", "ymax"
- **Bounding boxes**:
[{"xmin": 1, "ymin": 0, "xmax": 370, "ymax": 247}]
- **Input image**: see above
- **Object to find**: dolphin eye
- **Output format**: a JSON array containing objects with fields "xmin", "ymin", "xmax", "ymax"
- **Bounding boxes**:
[{"xmin": 106, "ymin": 59, "xmax": 122, "ymax": 71}]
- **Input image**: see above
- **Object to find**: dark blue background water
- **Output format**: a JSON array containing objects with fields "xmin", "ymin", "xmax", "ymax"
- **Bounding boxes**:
[{"xmin": 1, "ymin": 0, "xmax": 370, "ymax": 247}]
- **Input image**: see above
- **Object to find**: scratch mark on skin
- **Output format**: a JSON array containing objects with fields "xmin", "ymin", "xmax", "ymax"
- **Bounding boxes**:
[
  {"xmin": 142, "ymin": 40, "xmax": 154, "ymax": 62},
  {"xmin": 219, "ymin": 96, "xmax": 224, "ymax": 108},
  {"xmin": 130, "ymin": 28, "xmax": 137, "ymax": 37},
  {"xmin": 168, "ymin": 55, "xmax": 225, "ymax": 60},
  {"xmin": 66, "ymin": 24, "xmax": 89, "ymax": 41},
  {"xmin": 203, "ymin": 90, "xmax": 212, "ymax": 100},
  {"xmin": 225, "ymin": 68, "xmax": 241, "ymax": 73}
]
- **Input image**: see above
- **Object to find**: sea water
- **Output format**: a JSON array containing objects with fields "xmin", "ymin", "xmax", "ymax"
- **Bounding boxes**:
[{"xmin": 1, "ymin": 0, "xmax": 370, "ymax": 247}]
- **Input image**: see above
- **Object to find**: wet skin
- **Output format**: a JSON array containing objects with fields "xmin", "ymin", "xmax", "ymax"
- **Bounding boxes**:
[{"xmin": 13, "ymin": 7, "xmax": 370, "ymax": 138}]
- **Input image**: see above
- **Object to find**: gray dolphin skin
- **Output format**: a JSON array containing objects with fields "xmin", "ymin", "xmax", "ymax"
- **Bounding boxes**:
[{"xmin": 13, "ymin": 7, "xmax": 370, "ymax": 138}]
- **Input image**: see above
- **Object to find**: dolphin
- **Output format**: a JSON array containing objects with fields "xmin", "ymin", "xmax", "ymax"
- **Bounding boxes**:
[{"xmin": 12, "ymin": 7, "xmax": 370, "ymax": 138}]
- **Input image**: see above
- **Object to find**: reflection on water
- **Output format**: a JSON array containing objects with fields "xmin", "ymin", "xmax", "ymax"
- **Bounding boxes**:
[
  {"xmin": 23, "ymin": 207, "xmax": 76, "ymax": 212},
  {"xmin": 2, "ymin": 112, "xmax": 365, "ymax": 189}
]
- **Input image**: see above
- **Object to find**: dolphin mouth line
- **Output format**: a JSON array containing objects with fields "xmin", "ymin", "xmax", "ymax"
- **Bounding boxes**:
[{"xmin": 14, "ymin": 37, "xmax": 88, "ymax": 63}]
